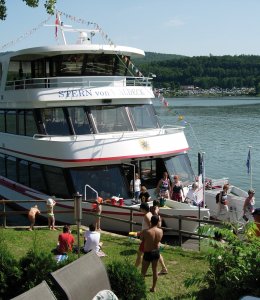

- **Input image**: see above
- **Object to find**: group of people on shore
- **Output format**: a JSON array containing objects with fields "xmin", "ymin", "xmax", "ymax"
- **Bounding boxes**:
[
  {"xmin": 27, "ymin": 197, "xmax": 104, "ymax": 257},
  {"xmin": 216, "ymin": 183, "xmax": 258, "ymax": 222}
]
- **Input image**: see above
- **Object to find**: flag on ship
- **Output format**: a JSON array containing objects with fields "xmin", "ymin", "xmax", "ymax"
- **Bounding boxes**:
[{"xmin": 55, "ymin": 14, "xmax": 59, "ymax": 38}]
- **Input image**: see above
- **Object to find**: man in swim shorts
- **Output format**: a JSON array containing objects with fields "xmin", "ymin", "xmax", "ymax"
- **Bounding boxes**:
[{"xmin": 141, "ymin": 215, "xmax": 163, "ymax": 293}]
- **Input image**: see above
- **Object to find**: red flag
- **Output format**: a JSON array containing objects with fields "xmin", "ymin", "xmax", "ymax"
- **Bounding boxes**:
[{"xmin": 55, "ymin": 14, "xmax": 59, "ymax": 38}]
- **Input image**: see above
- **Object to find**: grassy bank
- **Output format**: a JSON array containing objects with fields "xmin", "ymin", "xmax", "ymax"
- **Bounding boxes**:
[{"xmin": 0, "ymin": 227, "xmax": 209, "ymax": 299}]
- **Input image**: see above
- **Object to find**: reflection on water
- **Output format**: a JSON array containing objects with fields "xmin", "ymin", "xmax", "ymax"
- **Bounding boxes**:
[{"xmin": 155, "ymin": 97, "xmax": 260, "ymax": 205}]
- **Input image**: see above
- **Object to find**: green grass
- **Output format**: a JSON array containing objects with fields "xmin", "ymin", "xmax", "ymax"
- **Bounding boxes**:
[{"xmin": 0, "ymin": 227, "xmax": 209, "ymax": 299}]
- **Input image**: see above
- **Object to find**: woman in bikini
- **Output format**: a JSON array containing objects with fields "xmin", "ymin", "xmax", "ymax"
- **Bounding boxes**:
[{"xmin": 156, "ymin": 172, "xmax": 170, "ymax": 199}]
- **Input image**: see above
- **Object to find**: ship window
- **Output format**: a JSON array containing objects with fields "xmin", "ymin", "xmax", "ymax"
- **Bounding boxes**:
[
  {"xmin": 129, "ymin": 104, "xmax": 159, "ymax": 130},
  {"xmin": 70, "ymin": 165, "xmax": 129, "ymax": 200},
  {"xmin": 18, "ymin": 110, "xmax": 25, "ymax": 135},
  {"xmin": 6, "ymin": 156, "xmax": 17, "ymax": 181},
  {"xmin": 0, "ymin": 110, "xmax": 4, "ymax": 132},
  {"xmin": 140, "ymin": 159, "xmax": 157, "ymax": 189},
  {"xmin": 82, "ymin": 54, "xmax": 116, "ymax": 76},
  {"xmin": 25, "ymin": 110, "xmax": 38, "ymax": 136},
  {"xmin": 6, "ymin": 61, "xmax": 19, "ymax": 82},
  {"xmin": 18, "ymin": 160, "xmax": 29, "ymax": 186},
  {"xmin": 0, "ymin": 63, "xmax": 2, "ymax": 80},
  {"xmin": 43, "ymin": 165, "xmax": 70, "ymax": 198},
  {"xmin": 6, "ymin": 110, "xmax": 17, "ymax": 134},
  {"xmin": 164, "ymin": 154, "xmax": 195, "ymax": 186},
  {"xmin": 29, "ymin": 163, "xmax": 47, "ymax": 193},
  {"xmin": 91, "ymin": 105, "xmax": 132, "ymax": 133},
  {"xmin": 0, "ymin": 154, "xmax": 6, "ymax": 176},
  {"xmin": 67, "ymin": 107, "xmax": 92, "ymax": 135},
  {"xmin": 42, "ymin": 108, "xmax": 70, "ymax": 136}
]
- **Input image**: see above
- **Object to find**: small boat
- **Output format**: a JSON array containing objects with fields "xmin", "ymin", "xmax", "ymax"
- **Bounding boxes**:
[
  {"xmin": 0, "ymin": 14, "xmax": 210, "ymax": 235},
  {"xmin": 204, "ymin": 178, "xmax": 248, "ymax": 224}
]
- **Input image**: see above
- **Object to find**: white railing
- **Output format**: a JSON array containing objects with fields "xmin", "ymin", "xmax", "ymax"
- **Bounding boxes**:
[
  {"xmin": 5, "ymin": 76, "xmax": 152, "ymax": 91},
  {"xmin": 32, "ymin": 125, "xmax": 184, "ymax": 141}
]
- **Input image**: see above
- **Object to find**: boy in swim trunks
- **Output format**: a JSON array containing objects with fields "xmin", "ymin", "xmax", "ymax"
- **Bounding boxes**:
[
  {"xmin": 141, "ymin": 215, "xmax": 163, "ymax": 292},
  {"xmin": 46, "ymin": 198, "xmax": 56, "ymax": 230}
]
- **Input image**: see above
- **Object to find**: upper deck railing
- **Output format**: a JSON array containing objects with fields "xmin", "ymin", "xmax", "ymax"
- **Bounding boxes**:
[
  {"xmin": 5, "ymin": 76, "xmax": 152, "ymax": 91},
  {"xmin": 32, "ymin": 125, "xmax": 185, "ymax": 141}
]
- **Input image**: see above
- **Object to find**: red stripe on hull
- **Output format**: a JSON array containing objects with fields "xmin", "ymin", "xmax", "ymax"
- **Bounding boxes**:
[{"xmin": 0, "ymin": 146, "xmax": 189, "ymax": 163}]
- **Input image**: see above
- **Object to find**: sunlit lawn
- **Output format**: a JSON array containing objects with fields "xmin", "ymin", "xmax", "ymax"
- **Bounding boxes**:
[{"xmin": 0, "ymin": 227, "xmax": 209, "ymax": 299}]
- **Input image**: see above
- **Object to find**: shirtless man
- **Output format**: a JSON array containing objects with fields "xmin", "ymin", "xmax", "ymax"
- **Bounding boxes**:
[
  {"xmin": 135, "ymin": 202, "xmax": 153, "ymax": 267},
  {"xmin": 141, "ymin": 215, "xmax": 163, "ymax": 292},
  {"xmin": 28, "ymin": 205, "xmax": 41, "ymax": 231}
]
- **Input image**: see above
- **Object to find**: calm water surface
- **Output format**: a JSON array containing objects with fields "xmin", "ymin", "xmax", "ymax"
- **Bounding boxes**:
[{"xmin": 155, "ymin": 96, "xmax": 260, "ymax": 206}]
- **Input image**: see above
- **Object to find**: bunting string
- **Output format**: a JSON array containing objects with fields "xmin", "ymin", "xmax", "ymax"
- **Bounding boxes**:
[
  {"xmin": 154, "ymin": 90, "xmax": 203, "ymax": 150},
  {"xmin": 155, "ymin": 91, "xmax": 188, "ymax": 123},
  {"xmin": 0, "ymin": 15, "xmax": 52, "ymax": 51},
  {"xmin": 56, "ymin": 10, "xmax": 144, "ymax": 77},
  {"xmin": 0, "ymin": 11, "xmax": 144, "ymax": 78}
]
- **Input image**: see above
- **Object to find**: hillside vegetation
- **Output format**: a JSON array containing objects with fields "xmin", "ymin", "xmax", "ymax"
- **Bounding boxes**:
[{"xmin": 134, "ymin": 53, "xmax": 260, "ymax": 93}]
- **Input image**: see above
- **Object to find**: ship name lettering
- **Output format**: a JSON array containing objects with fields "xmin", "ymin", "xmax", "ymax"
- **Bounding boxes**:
[
  {"xmin": 58, "ymin": 89, "xmax": 93, "ymax": 98},
  {"xmin": 94, "ymin": 90, "xmax": 110, "ymax": 97},
  {"xmin": 120, "ymin": 88, "xmax": 145, "ymax": 96}
]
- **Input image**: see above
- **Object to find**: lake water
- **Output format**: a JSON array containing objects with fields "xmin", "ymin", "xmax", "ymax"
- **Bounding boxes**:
[{"xmin": 154, "ymin": 96, "xmax": 260, "ymax": 206}]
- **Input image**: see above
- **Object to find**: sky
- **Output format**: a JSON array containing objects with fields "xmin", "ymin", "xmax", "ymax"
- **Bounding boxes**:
[{"xmin": 1, "ymin": 0, "xmax": 260, "ymax": 57}]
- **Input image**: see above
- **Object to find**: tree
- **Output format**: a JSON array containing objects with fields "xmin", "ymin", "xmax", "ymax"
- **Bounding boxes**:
[{"xmin": 0, "ymin": 0, "xmax": 57, "ymax": 20}]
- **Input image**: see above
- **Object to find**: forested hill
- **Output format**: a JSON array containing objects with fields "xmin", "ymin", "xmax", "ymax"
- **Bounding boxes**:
[
  {"xmin": 133, "ymin": 54, "xmax": 260, "ymax": 91},
  {"xmin": 134, "ymin": 51, "xmax": 185, "ymax": 63}
]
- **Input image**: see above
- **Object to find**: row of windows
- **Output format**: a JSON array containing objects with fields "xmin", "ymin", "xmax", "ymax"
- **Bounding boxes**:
[
  {"xmin": 0, "ymin": 104, "xmax": 159, "ymax": 136},
  {"xmin": 0, "ymin": 154, "xmax": 70, "ymax": 198},
  {"xmin": 6, "ymin": 54, "xmax": 129, "ymax": 83}
]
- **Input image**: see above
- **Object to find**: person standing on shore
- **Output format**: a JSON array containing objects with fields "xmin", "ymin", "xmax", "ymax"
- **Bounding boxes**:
[
  {"xmin": 243, "ymin": 189, "xmax": 256, "ymax": 222},
  {"xmin": 46, "ymin": 198, "xmax": 56, "ymax": 230},
  {"xmin": 141, "ymin": 215, "xmax": 163, "ymax": 293},
  {"xmin": 135, "ymin": 202, "xmax": 153, "ymax": 267},
  {"xmin": 28, "ymin": 205, "xmax": 41, "ymax": 231},
  {"xmin": 95, "ymin": 196, "xmax": 103, "ymax": 231}
]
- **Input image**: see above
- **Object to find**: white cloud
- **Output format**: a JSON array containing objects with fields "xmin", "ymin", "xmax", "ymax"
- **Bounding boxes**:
[{"xmin": 164, "ymin": 18, "xmax": 185, "ymax": 28}]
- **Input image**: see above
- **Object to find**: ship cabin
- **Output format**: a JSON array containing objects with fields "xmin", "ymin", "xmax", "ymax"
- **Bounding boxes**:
[{"xmin": 0, "ymin": 46, "xmax": 195, "ymax": 202}]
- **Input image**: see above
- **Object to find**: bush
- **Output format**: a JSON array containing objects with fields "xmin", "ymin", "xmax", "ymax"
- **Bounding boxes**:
[
  {"xmin": 185, "ymin": 223, "xmax": 260, "ymax": 299},
  {"xmin": 106, "ymin": 260, "xmax": 147, "ymax": 300},
  {"xmin": 0, "ymin": 243, "xmax": 21, "ymax": 299}
]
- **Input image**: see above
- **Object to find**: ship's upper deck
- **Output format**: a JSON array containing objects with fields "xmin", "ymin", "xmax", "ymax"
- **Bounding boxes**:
[{"xmin": 0, "ymin": 43, "xmax": 154, "ymax": 107}]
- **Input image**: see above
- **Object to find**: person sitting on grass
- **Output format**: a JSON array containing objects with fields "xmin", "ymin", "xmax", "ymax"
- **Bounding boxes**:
[
  {"xmin": 83, "ymin": 223, "xmax": 103, "ymax": 254},
  {"xmin": 57, "ymin": 225, "xmax": 75, "ymax": 254}
]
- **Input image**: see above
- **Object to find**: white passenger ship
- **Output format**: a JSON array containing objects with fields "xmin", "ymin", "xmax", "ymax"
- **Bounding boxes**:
[{"xmin": 0, "ymin": 17, "xmax": 210, "ymax": 234}]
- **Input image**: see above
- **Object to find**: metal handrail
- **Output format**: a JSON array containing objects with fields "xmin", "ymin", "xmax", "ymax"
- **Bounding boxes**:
[{"xmin": 5, "ymin": 76, "xmax": 152, "ymax": 90}]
